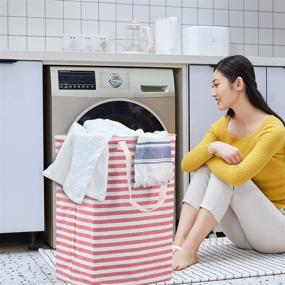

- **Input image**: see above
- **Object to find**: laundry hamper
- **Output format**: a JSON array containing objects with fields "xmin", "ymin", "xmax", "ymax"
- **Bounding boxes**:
[{"xmin": 54, "ymin": 135, "xmax": 175, "ymax": 285}]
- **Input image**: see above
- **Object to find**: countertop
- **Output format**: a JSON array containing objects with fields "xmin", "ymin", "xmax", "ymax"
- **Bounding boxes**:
[{"xmin": 1, "ymin": 50, "xmax": 285, "ymax": 67}]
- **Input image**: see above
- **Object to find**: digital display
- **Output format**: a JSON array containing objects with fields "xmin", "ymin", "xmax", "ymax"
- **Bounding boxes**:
[{"xmin": 58, "ymin": 70, "xmax": 96, "ymax": 90}]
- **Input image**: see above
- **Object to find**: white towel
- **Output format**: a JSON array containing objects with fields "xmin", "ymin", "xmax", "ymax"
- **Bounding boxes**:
[
  {"xmin": 43, "ymin": 119, "xmax": 140, "ymax": 204},
  {"xmin": 134, "ymin": 131, "xmax": 173, "ymax": 187}
]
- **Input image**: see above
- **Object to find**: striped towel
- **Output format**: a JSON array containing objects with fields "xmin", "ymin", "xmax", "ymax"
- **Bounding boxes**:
[{"xmin": 134, "ymin": 131, "xmax": 174, "ymax": 187}]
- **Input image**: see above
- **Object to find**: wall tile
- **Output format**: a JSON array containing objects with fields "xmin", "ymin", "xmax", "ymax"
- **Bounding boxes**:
[
  {"xmin": 64, "ymin": 1, "xmax": 81, "ymax": 19},
  {"xmin": 116, "ymin": 21, "xmax": 131, "ymax": 38},
  {"xmin": 46, "ymin": 37, "xmax": 62, "ymax": 51},
  {"xmin": 8, "ymin": 35, "xmax": 26, "ymax": 49},
  {"xmin": 229, "ymin": 43, "xmax": 243, "ymax": 54},
  {"xmin": 133, "ymin": 0, "xmax": 149, "ymax": 5},
  {"xmin": 46, "ymin": 19, "xmax": 63, "ymax": 36},
  {"xmin": 0, "ymin": 35, "xmax": 8, "ymax": 49},
  {"xmin": 117, "ymin": 0, "xmax": 133, "ymax": 3},
  {"xmin": 230, "ymin": 27, "xmax": 243, "ymax": 43},
  {"xmin": 46, "ymin": 0, "xmax": 63, "ymax": 19},
  {"xmin": 27, "ymin": 18, "xmax": 45, "ymax": 36},
  {"xmin": 0, "ymin": 16, "xmax": 7, "ymax": 34},
  {"xmin": 166, "ymin": 6, "xmax": 181, "ymax": 20},
  {"xmin": 9, "ymin": 17, "xmax": 26, "ymax": 35},
  {"xmin": 273, "ymin": 0, "xmax": 285, "ymax": 12},
  {"xmin": 244, "ymin": 44, "xmax": 258, "ymax": 56},
  {"xmin": 182, "ymin": 7, "xmax": 197, "ymax": 25},
  {"xmin": 27, "ymin": 36, "xmax": 45, "ymax": 50},
  {"xmin": 150, "ymin": 0, "xmax": 165, "ymax": 5},
  {"xmin": 82, "ymin": 2, "xmax": 98, "ymax": 20},
  {"xmin": 198, "ymin": 8, "xmax": 213, "ymax": 25},
  {"xmin": 244, "ymin": 0, "xmax": 258, "ymax": 11},
  {"xmin": 259, "ymin": 28, "xmax": 273, "ymax": 44},
  {"xmin": 182, "ymin": 0, "xmax": 197, "ymax": 8},
  {"xmin": 244, "ymin": 27, "xmax": 258, "ymax": 44},
  {"xmin": 9, "ymin": 0, "xmax": 26, "ymax": 17},
  {"xmin": 99, "ymin": 3, "xmax": 115, "ymax": 21},
  {"xmin": 166, "ymin": 0, "xmax": 181, "ymax": 6},
  {"xmin": 133, "ymin": 4, "xmax": 149, "ymax": 22},
  {"xmin": 64, "ymin": 19, "xmax": 81, "ymax": 33},
  {"xmin": 99, "ymin": 20, "xmax": 116, "ymax": 38},
  {"xmin": 274, "ymin": 12, "xmax": 285, "ymax": 29},
  {"xmin": 0, "ymin": 0, "xmax": 8, "ymax": 16},
  {"xmin": 259, "ymin": 12, "xmax": 273, "ymax": 28},
  {"xmin": 198, "ymin": 0, "xmax": 213, "ymax": 9},
  {"xmin": 259, "ymin": 0, "xmax": 273, "ymax": 12},
  {"xmin": 82, "ymin": 20, "xmax": 98, "ymax": 34},
  {"xmin": 150, "ymin": 5, "xmax": 166, "ymax": 22},
  {"xmin": 274, "ymin": 45, "xmax": 285, "ymax": 57},
  {"xmin": 229, "ymin": 10, "xmax": 243, "ymax": 27},
  {"xmin": 259, "ymin": 44, "xmax": 273, "ymax": 56},
  {"xmin": 274, "ymin": 29, "xmax": 285, "ymax": 45},
  {"xmin": 229, "ymin": 0, "xmax": 243, "ymax": 10},
  {"xmin": 244, "ymin": 11, "xmax": 258, "ymax": 28},
  {"xmin": 27, "ymin": 0, "xmax": 45, "ymax": 17},
  {"xmin": 214, "ymin": 0, "xmax": 228, "ymax": 9},
  {"xmin": 214, "ymin": 9, "xmax": 228, "ymax": 26},
  {"xmin": 116, "ymin": 4, "xmax": 132, "ymax": 22}
]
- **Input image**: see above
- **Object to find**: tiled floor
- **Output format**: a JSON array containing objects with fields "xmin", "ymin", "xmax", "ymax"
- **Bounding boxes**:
[{"xmin": 0, "ymin": 234, "xmax": 285, "ymax": 285}]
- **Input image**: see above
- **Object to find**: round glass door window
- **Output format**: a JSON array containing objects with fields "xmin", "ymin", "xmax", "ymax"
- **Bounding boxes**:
[{"xmin": 77, "ymin": 101, "xmax": 164, "ymax": 132}]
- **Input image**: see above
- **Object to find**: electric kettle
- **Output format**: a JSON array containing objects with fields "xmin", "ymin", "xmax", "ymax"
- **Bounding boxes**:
[
  {"xmin": 124, "ymin": 21, "xmax": 153, "ymax": 54},
  {"xmin": 155, "ymin": 17, "xmax": 181, "ymax": 55}
]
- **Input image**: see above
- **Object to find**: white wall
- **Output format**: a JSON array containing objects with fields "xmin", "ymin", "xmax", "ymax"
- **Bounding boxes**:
[{"xmin": 0, "ymin": 0, "xmax": 285, "ymax": 57}]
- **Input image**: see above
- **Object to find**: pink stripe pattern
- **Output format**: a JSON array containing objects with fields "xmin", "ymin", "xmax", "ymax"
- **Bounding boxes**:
[{"xmin": 55, "ymin": 135, "xmax": 175, "ymax": 285}]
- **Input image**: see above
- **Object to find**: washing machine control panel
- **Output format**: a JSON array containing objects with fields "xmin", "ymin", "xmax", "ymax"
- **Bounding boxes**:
[
  {"xmin": 58, "ymin": 70, "xmax": 96, "ymax": 90},
  {"xmin": 108, "ymin": 73, "xmax": 122, "ymax": 88}
]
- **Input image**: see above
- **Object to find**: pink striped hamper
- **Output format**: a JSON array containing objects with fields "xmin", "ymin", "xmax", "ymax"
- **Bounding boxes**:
[{"xmin": 54, "ymin": 135, "xmax": 175, "ymax": 285}]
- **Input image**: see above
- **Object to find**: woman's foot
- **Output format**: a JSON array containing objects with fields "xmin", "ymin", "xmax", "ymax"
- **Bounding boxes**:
[{"xmin": 172, "ymin": 247, "xmax": 198, "ymax": 271}]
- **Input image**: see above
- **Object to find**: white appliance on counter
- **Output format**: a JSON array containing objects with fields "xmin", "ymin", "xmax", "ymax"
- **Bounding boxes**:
[{"xmin": 0, "ymin": 61, "xmax": 44, "ymax": 234}]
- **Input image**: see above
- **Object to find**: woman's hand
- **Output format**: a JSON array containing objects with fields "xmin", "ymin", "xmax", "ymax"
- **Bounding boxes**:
[{"xmin": 208, "ymin": 141, "xmax": 243, "ymax": 165}]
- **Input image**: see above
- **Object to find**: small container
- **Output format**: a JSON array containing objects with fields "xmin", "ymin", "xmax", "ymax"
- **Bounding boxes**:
[{"xmin": 182, "ymin": 26, "xmax": 229, "ymax": 56}]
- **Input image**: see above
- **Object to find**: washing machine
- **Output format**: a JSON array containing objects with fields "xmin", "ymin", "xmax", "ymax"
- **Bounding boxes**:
[{"xmin": 44, "ymin": 66, "xmax": 176, "ymax": 248}]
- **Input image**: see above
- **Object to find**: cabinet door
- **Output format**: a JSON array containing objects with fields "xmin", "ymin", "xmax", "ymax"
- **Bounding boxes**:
[
  {"xmin": 0, "ymin": 61, "xmax": 44, "ymax": 233},
  {"xmin": 267, "ymin": 67, "xmax": 285, "ymax": 120},
  {"xmin": 189, "ymin": 65, "xmax": 223, "ymax": 149},
  {"xmin": 254, "ymin": 66, "xmax": 267, "ymax": 100}
]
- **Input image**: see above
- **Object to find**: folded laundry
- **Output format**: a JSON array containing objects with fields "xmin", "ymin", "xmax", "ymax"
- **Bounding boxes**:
[
  {"xmin": 43, "ymin": 119, "xmax": 140, "ymax": 204},
  {"xmin": 134, "ymin": 131, "xmax": 174, "ymax": 187}
]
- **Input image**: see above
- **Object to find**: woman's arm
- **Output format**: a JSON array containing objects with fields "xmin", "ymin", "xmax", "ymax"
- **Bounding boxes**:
[{"xmin": 206, "ymin": 125, "xmax": 285, "ymax": 185}]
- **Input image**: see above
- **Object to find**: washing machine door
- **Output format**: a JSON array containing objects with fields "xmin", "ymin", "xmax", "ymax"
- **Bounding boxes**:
[{"xmin": 76, "ymin": 100, "xmax": 165, "ymax": 132}]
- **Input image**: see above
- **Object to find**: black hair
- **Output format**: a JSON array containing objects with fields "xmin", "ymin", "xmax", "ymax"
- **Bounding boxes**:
[{"xmin": 214, "ymin": 55, "xmax": 285, "ymax": 126}]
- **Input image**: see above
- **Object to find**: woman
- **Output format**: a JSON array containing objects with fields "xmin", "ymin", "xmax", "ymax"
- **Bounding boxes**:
[{"xmin": 172, "ymin": 55, "xmax": 285, "ymax": 271}]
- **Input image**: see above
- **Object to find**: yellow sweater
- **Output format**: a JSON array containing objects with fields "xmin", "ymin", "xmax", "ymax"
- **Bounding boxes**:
[{"xmin": 181, "ymin": 115, "xmax": 285, "ymax": 209}]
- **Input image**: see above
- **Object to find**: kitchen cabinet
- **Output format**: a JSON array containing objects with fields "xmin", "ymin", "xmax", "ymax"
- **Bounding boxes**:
[
  {"xmin": 0, "ymin": 61, "xmax": 44, "ymax": 234},
  {"xmin": 267, "ymin": 67, "xmax": 285, "ymax": 120}
]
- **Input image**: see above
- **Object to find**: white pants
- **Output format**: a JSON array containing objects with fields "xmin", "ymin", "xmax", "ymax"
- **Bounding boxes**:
[{"xmin": 183, "ymin": 166, "xmax": 285, "ymax": 253}]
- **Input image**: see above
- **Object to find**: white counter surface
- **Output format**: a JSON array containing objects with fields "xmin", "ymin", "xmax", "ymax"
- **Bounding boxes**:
[{"xmin": 1, "ymin": 50, "xmax": 285, "ymax": 67}]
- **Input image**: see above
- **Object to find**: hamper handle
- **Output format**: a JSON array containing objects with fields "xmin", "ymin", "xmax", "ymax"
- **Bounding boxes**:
[{"xmin": 118, "ymin": 141, "xmax": 168, "ymax": 213}]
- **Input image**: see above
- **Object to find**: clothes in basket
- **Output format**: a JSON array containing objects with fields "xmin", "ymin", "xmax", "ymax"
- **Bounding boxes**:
[{"xmin": 54, "ymin": 135, "xmax": 176, "ymax": 285}]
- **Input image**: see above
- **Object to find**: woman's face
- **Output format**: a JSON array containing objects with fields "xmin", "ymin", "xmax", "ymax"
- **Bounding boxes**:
[{"xmin": 211, "ymin": 70, "xmax": 239, "ymax": 111}]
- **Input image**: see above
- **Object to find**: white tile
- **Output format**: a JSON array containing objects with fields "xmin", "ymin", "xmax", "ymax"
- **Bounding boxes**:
[
  {"xmin": 214, "ymin": 0, "xmax": 228, "ymax": 9},
  {"xmin": 0, "ymin": 35, "xmax": 8, "ymax": 49},
  {"xmin": 259, "ymin": 12, "xmax": 273, "ymax": 28},
  {"xmin": 229, "ymin": 0, "xmax": 243, "ymax": 10},
  {"xmin": 274, "ymin": 0, "xmax": 285, "ymax": 12},
  {"xmin": 259, "ymin": 28, "xmax": 273, "ymax": 44},
  {"xmin": 133, "ymin": 4, "xmax": 149, "ymax": 22},
  {"xmin": 229, "ymin": 43, "xmax": 243, "ymax": 54},
  {"xmin": 27, "ymin": 36, "xmax": 45, "ymax": 50},
  {"xmin": 229, "ymin": 27, "xmax": 243, "ymax": 43},
  {"xmin": 8, "ymin": 0, "xmax": 26, "ymax": 16},
  {"xmin": 0, "ymin": 16, "xmax": 7, "ymax": 34},
  {"xmin": 274, "ymin": 45, "xmax": 285, "ymax": 57},
  {"xmin": 82, "ymin": 2, "xmax": 98, "ymax": 20},
  {"xmin": 274, "ymin": 12, "xmax": 285, "ymax": 29},
  {"xmin": 116, "ymin": 39, "xmax": 128, "ymax": 52},
  {"xmin": 198, "ymin": 0, "xmax": 213, "ymax": 9},
  {"xmin": 244, "ymin": 11, "xmax": 258, "ymax": 27},
  {"xmin": 166, "ymin": 0, "xmax": 182, "ymax": 6},
  {"xmin": 259, "ymin": 45, "xmax": 273, "ymax": 57},
  {"xmin": 46, "ymin": 19, "xmax": 63, "ymax": 36},
  {"xmin": 46, "ymin": 0, "xmax": 63, "ymax": 19},
  {"xmin": 99, "ymin": 3, "xmax": 115, "ymax": 21},
  {"xmin": 259, "ymin": 0, "xmax": 273, "ymax": 11},
  {"xmin": 133, "ymin": 0, "xmax": 149, "ymax": 4},
  {"xmin": 64, "ymin": 19, "xmax": 81, "ymax": 33},
  {"xmin": 99, "ymin": 20, "xmax": 116, "ymax": 37},
  {"xmin": 27, "ymin": 18, "xmax": 45, "ymax": 36},
  {"xmin": 116, "ymin": 4, "xmax": 132, "ymax": 22},
  {"xmin": 214, "ymin": 9, "xmax": 228, "ymax": 26},
  {"xmin": 244, "ymin": 0, "xmax": 258, "ymax": 11},
  {"xmin": 150, "ymin": 6, "xmax": 166, "ymax": 22},
  {"xmin": 116, "ymin": 21, "xmax": 131, "ymax": 39},
  {"xmin": 8, "ymin": 35, "xmax": 26, "ymax": 49},
  {"xmin": 0, "ymin": 0, "xmax": 8, "ymax": 16},
  {"xmin": 182, "ymin": 7, "xmax": 197, "ymax": 25},
  {"xmin": 27, "ymin": 0, "xmax": 45, "ymax": 17},
  {"xmin": 182, "ymin": 0, "xmax": 197, "ymax": 7},
  {"xmin": 8, "ymin": 17, "xmax": 26, "ymax": 35},
  {"xmin": 150, "ymin": 0, "xmax": 165, "ymax": 5},
  {"xmin": 166, "ymin": 6, "xmax": 181, "ymax": 20},
  {"xmin": 198, "ymin": 8, "xmax": 213, "ymax": 25},
  {"xmin": 46, "ymin": 37, "xmax": 62, "ymax": 51},
  {"xmin": 274, "ymin": 29, "xmax": 285, "ymax": 45},
  {"xmin": 229, "ymin": 10, "xmax": 243, "ymax": 27},
  {"xmin": 117, "ymin": 0, "xmax": 133, "ymax": 4},
  {"xmin": 64, "ymin": 1, "xmax": 81, "ymax": 19},
  {"xmin": 244, "ymin": 44, "xmax": 258, "ymax": 56},
  {"xmin": 244, "ymin": 27, "xmax": 258, "ymax": 44},
  {"xmin": 82, "ymin": 20, "xmax": 98, "ymax": 34}
]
